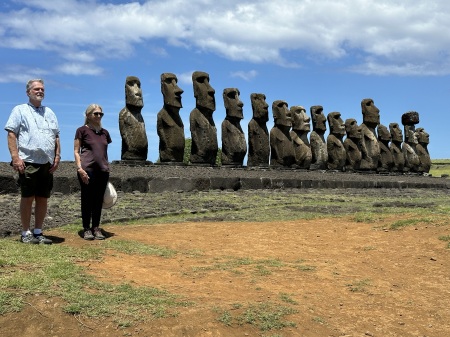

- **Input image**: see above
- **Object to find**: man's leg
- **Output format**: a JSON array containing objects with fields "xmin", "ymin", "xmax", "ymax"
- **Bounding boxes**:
[
  {"xmin": 20, "ymin": 196, "xmax": 34, "ymax": 232},
  {"xmin": 34, "ymin": 196, "xmax": 48, "ymax": 230}
]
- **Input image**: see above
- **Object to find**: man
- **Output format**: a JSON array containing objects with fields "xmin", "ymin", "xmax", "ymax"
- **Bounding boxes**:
[{"xmin": 5, "ymin": 79, "xmax": 60, "ymax": 244}]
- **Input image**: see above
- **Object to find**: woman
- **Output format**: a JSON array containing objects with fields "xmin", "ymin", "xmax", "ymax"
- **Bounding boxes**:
[{"xmin": 74, "ymin": 104, "xmax": 112, "ymax": 240}]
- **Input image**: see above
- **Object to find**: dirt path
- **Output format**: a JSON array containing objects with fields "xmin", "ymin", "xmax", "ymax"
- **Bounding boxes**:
[{"xmin": 1, "ymin": 216, "xmax": 449, "ymax": 337}]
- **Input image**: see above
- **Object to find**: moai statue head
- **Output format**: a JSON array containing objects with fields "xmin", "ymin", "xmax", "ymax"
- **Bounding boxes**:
[
  {"xmin": 223, "ymin": 88, "xmax": 244, "ymax": 120},
  {"xmin": 361, "ymin": 98, "xmax": 380, "ymax": 127},
  {"xmin": 192, "ymin": 71, "xmax": 215, "ymax": 112},
  {"xmin": 161, "ymin": 73, "xmax": 183, "ymax": 109},
  {"xmin": 401, "ymin": 111, "xmax": 420, "ymax": 144},
  {"xmin": 310, "ymin": 105, "xmax": 327, "ymax": 133},
  {"xmin": 345, "ymin": 118, "xmax": 362, "ymax": 140},
  {"xmin": 327, "ymin": 112, "xmax": 345, "ymax": 137},
  {"xmin": 272, "ymin": 100, "xmax": 291, "ymax": 127},
  {"xmin": 415, "ymin": 127, "xmax": 429, "ymax": 145},
  {"xmin": 250, "ymin": 93, "xmax": 269, "ymax": 122},
  {"xmin": 291, "ymin": 106, "xmax": 310, "ymax": 132},
  {"xmin": 377, "ymin": 124, "xmax": 391, "ymax": 142},
  {"xmin": 389, "ymin": 123, "xmax": 403, "ymax": 143},
  {"xmin": 404, "ymin": 126, "xmax": 419, "ymax": 144},
  {"xmin": 125, "ymin": 76, "xmax": 143, "ymax": 108}
]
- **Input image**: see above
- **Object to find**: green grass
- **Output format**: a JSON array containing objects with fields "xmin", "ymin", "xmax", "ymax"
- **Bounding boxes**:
[
  {"xmin": 215, "ymin": 301, "xmax": 297, "ymax": 332},
  {"xmin": 438, "ymin": 235, "xmax": 450, "ymax": 248},
  {"xmin": 0, "ymin": 239, "xmax": 190, "ymax": 325},
  {"xmin": 430, "ymin": 159, "xmax": 450, "ymax": 177}
]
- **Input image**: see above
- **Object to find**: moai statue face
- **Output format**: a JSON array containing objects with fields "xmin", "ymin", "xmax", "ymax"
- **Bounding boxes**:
[
  {"xmin": 377, "ymin": 124, "xmax": 391, "ymax": 142},
  {"xmin": 389, "ymin": 123, "xmax": 403, "ymax": 143},
  {"xmin": 161, "ymin": 73, "xmax": 183, "ymax": 108},
  {"xmin": 361, "ymin": 98, "xmax": 380, "ymax": 127},
  {"xmin": 327, "ymin": 112, "xmax": 345, "ymax": 136},
  {"xmin": 345, "ymin": 119, "xmax": 362, "ymax": 139},
  {"xmin": 223, "ymin": 88, "xmax": 244, "ymax": 119},
  {"xmin": 415, "ymin": 128, "xmax": 429, "ymax": 144},
  {"xmin": 192, "ymin": 71, "xmax": 215, "ymax": 112},
  {"xmin": 310, "ymin": 105, "xmax": 327, "ymax": 132},
  {"xmin": 250, "ymin": 93, "xmax": 269, "ymax": 122},
  {"xmin": 404, "ymin": 126, "xmax": 418, "ymax": 144},
  {"xmin": 272, "ymin": 100, "xmax": 291, "ymax": 127},
  {"xmin": 291, "ymin": 106, "xmax": 310, "ymax": 132},
  {"xmin": 125, "ymin": 76, "xmax": 143, "ymax": 108}
]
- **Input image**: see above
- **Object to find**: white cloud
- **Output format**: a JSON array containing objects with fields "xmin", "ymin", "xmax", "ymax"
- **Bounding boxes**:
[
  {"xmin": 230, "ymin": 70, "xmax": 258, "ymax": 81},
  {"xmin": 1, "ymin": 0, "xmax": 450, "ymax": 76},
  {"xmin": 55, "ymin": 63, "xmax": 104, "ymax": 76}
]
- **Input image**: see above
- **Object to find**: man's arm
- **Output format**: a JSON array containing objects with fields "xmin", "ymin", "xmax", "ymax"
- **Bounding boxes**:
[
  {"xmin": 49, "ymin": 135, "xmax": 61, "ymax": 173},
  {"xmin": 7, "ymin": 130, "xmax": 25, "ymax": 174}
]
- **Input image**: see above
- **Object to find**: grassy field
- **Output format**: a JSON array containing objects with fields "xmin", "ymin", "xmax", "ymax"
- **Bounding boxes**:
[
  {"xmin": 1, "ymin": 186, "xmax": 450, "ymax": 336},
  {"xmin": 430, "ymin": 159, "xmax": 450, "ymax": 177}
]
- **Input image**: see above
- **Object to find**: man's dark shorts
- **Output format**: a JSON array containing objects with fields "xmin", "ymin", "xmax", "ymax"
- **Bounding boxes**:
[{"xmin": 18, "ymin": 162, "xmax": 53, "ymax": 198}]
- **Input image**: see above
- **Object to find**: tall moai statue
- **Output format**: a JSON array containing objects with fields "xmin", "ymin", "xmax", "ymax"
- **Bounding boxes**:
[
  {"xmin": 401, "ymin": 111, "xmax": 420, "ymax": 173},
  {"xmin": 247, "ymin": 93, "xmax": 270, "ymax": 167},
  {"xmin": 157, "ymin": 73, "xmax": 185, "ymax": 163},
  {"xmin": 309, "ymin": 105, "xmax": 328, "ymax": 170},
  {"xmin": 344, "ymin": 118, "xmax": 362, "ymax": 171},
  {"xmin": 326, "ymin": 112, "xmax": 346, "ymax": 171},
  {"xmin": 377, "ymin": 124, "xmax": 394, "ymax": 172},
  {"xmin": 119, "ymin": 76, "xmax": 148, "ymax": 161},
  {"xmin": 269, "ymin": 100, "xmax": 295, "ymax": 167},
  {"xmin": 221, "ymin": 88, "xmax": 247, "ymax": 167},
  {"xmin": 389, "ymin": 122, "xmax": 405, "ymax": 173},
  {"xmin": 415, "ymin": 127, "xmax": 431, "ymax": 173},
  {"xmin": 290, "ymin": 106, "xmax": 312, "ymax": 169},
  {"xmin": 359, "ymin": 98, "xmax": 380, "ymax": 170},
  {"xmin": 189, "ymin": 71, "xmax": 218, "ymax": 166}
]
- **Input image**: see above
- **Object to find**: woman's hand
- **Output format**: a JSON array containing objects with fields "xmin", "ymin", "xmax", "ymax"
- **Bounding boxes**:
[{"xmin": 78, "ymin": 168, "xmax": 90, "ymax": 184}]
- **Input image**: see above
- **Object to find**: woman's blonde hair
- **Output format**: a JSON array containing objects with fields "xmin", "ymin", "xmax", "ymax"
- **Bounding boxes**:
[{"xmin": 84, "ymin": 103, "xmax": 103, "ymax": 126}]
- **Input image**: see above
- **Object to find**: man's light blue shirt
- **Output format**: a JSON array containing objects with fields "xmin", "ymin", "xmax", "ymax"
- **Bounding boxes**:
[{"xmin": 4, "ymin": 103, "xmax": 60, "ymax": 164}]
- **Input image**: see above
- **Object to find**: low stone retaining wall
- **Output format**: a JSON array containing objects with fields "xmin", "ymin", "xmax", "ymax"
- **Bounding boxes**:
[{"xmin": 0, "ymin": 162, "xmax": 448, "ymax": 194}]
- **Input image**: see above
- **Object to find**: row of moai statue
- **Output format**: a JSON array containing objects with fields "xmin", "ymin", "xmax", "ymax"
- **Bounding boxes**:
[{"xmin": 118, "ymin": 72, "xmax": 431, "ymax": 174}]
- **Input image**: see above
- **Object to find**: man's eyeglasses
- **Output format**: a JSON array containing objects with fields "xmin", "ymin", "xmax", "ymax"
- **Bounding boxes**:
[{"xmin": 92, "ymin": 112, "xmax": 104, "ymax": 117}]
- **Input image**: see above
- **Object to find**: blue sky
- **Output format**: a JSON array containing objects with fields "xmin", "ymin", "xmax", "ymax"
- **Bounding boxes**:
[{"xmin": 1, "ymin": 0, "xmax": 449, "ymax": 163}]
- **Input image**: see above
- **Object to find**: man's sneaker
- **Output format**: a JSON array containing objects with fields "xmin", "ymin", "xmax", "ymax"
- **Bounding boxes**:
[
  {"xmin": 21, "ymin": 233, "xmax": 39, "ymax": 244},
  {"xmin": 34, "ymin": 233, "xmax": 52, "ymax": 245},
  {"xmin": 93, "ymin": 228, "xmax": 105, "ymax": 240},
  {"xmin": 83, "ymin": 229, "xmax": 94, "ymax": 240}
]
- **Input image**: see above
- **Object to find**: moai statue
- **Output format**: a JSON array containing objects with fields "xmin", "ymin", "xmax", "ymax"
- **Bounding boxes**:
[
  {"xmin": 269, "ymin": 100, "xmax": 295, "ymax": 167},
  {"xmin": 189, "ymin": 71, "xmax": 218, "ymax": 166},
  {"xmin": 389, "ymin": 122, "xmax": 405, "ymax": 173},
  {"xmin": 415, "ymin": 127, "xmax": 431, "ymax": 174},
  {"xmin": 309, "ymin": 105, "xmax": 328, "ymax": 170},
  {"xmin": 247, "ymin": 93, "xmax": 270, "ymax": 167},
  {"xmin": 359, "ymin": 98, "xmax": 380, "ymax": 171},
  {"xmin": 326, "ymin": 112, "xmax": 346, "ymax": 171},
  {"xmin": 119, "ymin": 76, "xmax": 148, "ymax": 161},
  {"xmin": 290, "ymin": 106, "xmax": 312, "ymax": 169},
  {"xmin": 402, "ymin": 111, "xmax": 420, "ymax": 173},
  {"xmin": 377, "ymin": 124, "xmax": 394, "ymax": 172},
  {"xmin": 157, "ymin": 73, "xmax": 184, "ymax": 163},
  {"xmin": 344, "ymin": 118, "xmax": 362, "ymax": 171},
  {"xmin": 221, "ymin": 88, "xmax": 247, "ymax": 167}
]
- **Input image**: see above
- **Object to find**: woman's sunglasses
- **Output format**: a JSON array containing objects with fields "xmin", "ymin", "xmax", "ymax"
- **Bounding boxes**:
[{"xmin": 92, "ymin": 112, "xmax": 104, "ymax": 117}]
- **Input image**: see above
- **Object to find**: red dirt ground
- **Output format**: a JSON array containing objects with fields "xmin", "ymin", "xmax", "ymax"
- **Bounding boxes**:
[{"xmin": 1, "ymin": 216, "xmax": 449, "ymax": 337}]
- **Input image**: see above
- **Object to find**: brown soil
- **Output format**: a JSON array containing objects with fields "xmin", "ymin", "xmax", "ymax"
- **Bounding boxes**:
[{"xmin": 1, "ymin": 216, "xmax": 449, "ymax": 337}]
